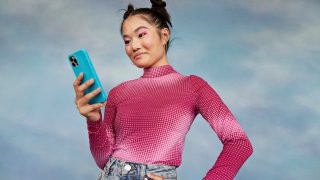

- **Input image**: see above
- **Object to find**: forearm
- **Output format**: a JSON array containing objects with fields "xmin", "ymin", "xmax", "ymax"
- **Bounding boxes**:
[
  {"xmin": 87, "ymin": 115, "xmax": 114, "ymax": 169},
  {"xmin": 203, "ymin": 136, "xmax": 253, "ymax": 180}
]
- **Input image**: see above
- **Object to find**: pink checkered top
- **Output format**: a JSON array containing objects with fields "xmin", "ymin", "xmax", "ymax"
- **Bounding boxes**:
[{"xmin": 87, "ymin": 64, "xmax": 253, "ymax": 179}]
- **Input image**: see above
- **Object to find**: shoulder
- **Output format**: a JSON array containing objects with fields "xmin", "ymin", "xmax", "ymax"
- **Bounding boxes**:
[
  {"xmin": 108, "ymin": 81, "xmax": 127, "ymax": 95},
  {"xmin": 106, "ymin": 81, "xmax": 127, "ymax": 104},
  {"xmin": 189, "ymin": 75, "xmax": 210, "ymax": 89},
  {"xmin": 190, "ymin": 74, "xmax": 206, "ymax": 82},
  {"xmin": 188, "ymin": 75, "xmax": 219, "ymax": 97},
  {"xmin": 107, "ymin": 78, "xmax": 139, "ymax": 97}
]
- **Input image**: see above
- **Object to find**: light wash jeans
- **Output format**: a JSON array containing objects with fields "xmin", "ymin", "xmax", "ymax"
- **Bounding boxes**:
[{"xmin": 97, "ymin": 157, "xmax": 178, "ymax": 180}]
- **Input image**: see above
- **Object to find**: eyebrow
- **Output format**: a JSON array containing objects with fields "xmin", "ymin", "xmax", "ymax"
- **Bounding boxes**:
[{"xmin": 122, "ymin": 26, "xmax": 148, "ymax": 38}]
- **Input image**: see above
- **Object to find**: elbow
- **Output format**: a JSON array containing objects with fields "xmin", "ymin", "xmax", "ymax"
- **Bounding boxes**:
[
  {"xmin": 230, "ymin": 134, "xmax": 254, "ymax": 158},
  {"xmin": 239, "ymin": 133, "xmax": 254, "ymax": 158},
  {"xmin": 221, "ymin": 132, "xmax": 254, "ymax": 160},
  {"xmin": 245, "ymin": 138, "xmax": 254, "ymax": 158},
  {"xmin": 249, "ymin": 142, "xmax": 254, "ymax": 157}
]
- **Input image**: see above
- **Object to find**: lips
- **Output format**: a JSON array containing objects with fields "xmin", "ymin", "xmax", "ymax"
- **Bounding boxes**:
[{"xmin": 133, "ymin": 52, "xmax": 146, "ymax": 60}]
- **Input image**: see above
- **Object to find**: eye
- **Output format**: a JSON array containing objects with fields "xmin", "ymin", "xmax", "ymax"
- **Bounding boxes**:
[
  {"xmin": 124, "ymin": 39, "xmax": 131, "ymax": 45},
  {"xmin": 138, "ymin": 32, "xmax": 147, "ymax": 38}
]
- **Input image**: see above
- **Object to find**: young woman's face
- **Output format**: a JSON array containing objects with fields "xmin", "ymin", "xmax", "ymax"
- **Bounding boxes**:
[{"xmin": 121, "ymin": 15, "xmax": 169, "ymax": 68}]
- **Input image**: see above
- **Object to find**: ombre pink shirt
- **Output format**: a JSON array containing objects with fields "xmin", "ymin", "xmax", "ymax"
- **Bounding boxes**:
[{"xmin": 87, "ymin": 65, "xmax": 253, "ymax": 179}]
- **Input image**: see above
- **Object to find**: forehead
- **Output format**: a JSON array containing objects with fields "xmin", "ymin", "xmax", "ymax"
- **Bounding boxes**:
[{"xmin": 122, "ymin": 15, "xmax": 154, "ymax": 34}]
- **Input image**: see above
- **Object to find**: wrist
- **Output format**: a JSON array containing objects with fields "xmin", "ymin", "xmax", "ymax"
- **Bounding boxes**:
[
  {"xmin": 87, "ymin": 115, "xmax": 100, "ymax": 122},
  {"xmin": 86, "ymin": 110, "xmax": 102, "ymax": 122}
]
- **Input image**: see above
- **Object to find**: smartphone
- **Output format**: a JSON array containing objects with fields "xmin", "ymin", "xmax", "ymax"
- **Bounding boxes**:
[{"xmin": 68, "ymin": 49, "xmax": 107, "ymax": 104}]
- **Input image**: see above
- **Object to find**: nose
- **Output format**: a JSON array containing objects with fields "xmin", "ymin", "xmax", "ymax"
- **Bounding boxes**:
[{"xmin": 131, "ymin": 38, "xmax": 141, "ymax": 52}]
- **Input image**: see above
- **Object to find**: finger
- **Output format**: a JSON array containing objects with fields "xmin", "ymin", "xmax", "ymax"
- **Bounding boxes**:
[
  {"xmin": 75, "ymin": 78, "xmax": 94, "ymax": 99},
  {"xmin": 78, "ymin": 78, "xmax": 95, "ymax": 92},
  {"xmin": 76, "ymin": 88, "xmax": 101, "ymax": 106},
  {"xmin": 97, "ymin": 101, "xmax": 107, "ymax": 108},
  {"xmin": 73, "ymin": 73, "xmax": 86, "ymax": 99},
  {"xmin": 79, "ymin": 103, "xmax": 103, "ymax": 115},
  {"xmin": 147, "ymin": 173, "xmax": 164, "ymax": 180},
  {"xmin": 79, "ymin": 87, "xmax": 101, "ymax": 105},
  {"xmin": 73, "ymin": 72, "xmax": 83, "ymax": 89},
  {"xmin": 102, "ymin": 101, "xmax": 107, "ymax": 106}
]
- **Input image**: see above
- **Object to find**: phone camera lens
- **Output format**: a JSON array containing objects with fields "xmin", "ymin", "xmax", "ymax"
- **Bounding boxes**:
[
  {"xmin": 69, "ymin": 56, "xmax": 79, "ymax": 67},
  {"xmin": 69, "ymin": 56, "xmax": 76, "ymax": 62},
  {"xmin": 74, "ymin": 59, "xmax": 78, "ymax": 65}
]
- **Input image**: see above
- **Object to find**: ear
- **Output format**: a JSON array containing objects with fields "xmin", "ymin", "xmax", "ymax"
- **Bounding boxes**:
[{"xmin": 160, "ymin": 28, "xmax": 170, "ymax": 46}]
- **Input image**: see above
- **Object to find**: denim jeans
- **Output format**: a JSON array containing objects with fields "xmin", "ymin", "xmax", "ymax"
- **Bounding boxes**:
[{"xmin": 97, "ymin": 157, "xmax": 178, "ymax": 180}]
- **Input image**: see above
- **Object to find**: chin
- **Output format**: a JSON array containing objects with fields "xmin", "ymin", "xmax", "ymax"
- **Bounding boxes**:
[
  {"xmin": 131, "ymin": 59, "xmax": 152, "ymax": 69},
  {"xmin": 131, "ymin": 62, "xmax": 147, "ymax": 69},
  {"xmin": 134, "ymin": 64, "xmax": 146, "ymax": 68}
]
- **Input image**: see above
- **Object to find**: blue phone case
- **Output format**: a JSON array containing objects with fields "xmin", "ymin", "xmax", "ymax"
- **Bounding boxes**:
[{"xmin": 68, "ymin": 49, "xmax": 107, "ymax": 104}]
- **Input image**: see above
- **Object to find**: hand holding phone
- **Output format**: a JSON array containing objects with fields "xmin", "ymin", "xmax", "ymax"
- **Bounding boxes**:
[
  {"xmin": 68, "ymin": 49, "xmax": 107, "ymax": 104},
  {"xmin": 73, "ymin": 72, "xmax": 106, "ymax": 121},
  {"xmin": 68, "ymin": 49, "xmax": 107, "ymax": 121}
]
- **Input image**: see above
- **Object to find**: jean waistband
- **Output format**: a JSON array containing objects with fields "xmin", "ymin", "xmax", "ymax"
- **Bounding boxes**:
[
  {"xmin": 99, "ymin": 157, "xmax": 178, "ymax": 180},
  {"xmin": 108, "ymin": 156, "xmax": 178, "ymax": 169}
]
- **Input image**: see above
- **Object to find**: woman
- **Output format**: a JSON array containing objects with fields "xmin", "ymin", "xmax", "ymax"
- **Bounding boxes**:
[{"xmin": 73, "ymin": 0, "xmax": 253, "ymax": 179}]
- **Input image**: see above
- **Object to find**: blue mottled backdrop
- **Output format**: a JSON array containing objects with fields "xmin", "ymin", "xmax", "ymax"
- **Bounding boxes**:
[{"xmin": 0, "ymin": 0, "xmax": 319, "ymax": 179}]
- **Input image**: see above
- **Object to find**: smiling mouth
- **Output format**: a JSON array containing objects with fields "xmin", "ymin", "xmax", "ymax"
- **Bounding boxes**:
[{"xmin": 133, "ymin": 53, "xmax": 146, "ymax": 60}]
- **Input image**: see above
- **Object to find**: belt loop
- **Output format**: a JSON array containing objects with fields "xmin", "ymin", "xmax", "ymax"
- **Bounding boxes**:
[
  {"xmin": 98, "ymin": 156, "xmax": 116, "ymax": 180},
  {"xmin": 141, "ymin": 163, "xmax": 146, "ymax": 179},
  {"xmin": 103, "ymin": 157, "xmax": 117, "ymax": 178}
]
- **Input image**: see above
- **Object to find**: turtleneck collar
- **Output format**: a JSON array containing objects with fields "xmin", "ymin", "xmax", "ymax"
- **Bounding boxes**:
[{"xmin": 141, "ymin": 64, "xmax": 177, "ymax": 78}]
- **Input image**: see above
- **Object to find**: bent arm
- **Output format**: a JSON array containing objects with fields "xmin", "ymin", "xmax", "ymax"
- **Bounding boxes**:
[
  {"xmin": 190, "ymin": 75, "xmax": 253, "ymax": 180},
  {"xmin": 202, "ymin": 106, "xmax": 253, "ymax": 180}
]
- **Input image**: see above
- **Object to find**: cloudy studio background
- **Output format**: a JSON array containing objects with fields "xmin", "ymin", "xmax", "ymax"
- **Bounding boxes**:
[{"xmin": 0, "ymin": 0, "xmax": 319, "ymax": 179}]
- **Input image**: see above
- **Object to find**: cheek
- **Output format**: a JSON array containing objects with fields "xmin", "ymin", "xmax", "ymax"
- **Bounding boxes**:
[
  {"xmin": 141, "ymin": 36, "xmax": 154, "ymax": 50},
  {"xmin": 125, "ymin": 46, "xmax": 131, "ymax": 56}
]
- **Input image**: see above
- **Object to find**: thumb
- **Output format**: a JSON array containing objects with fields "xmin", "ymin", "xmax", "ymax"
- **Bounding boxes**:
[{"xmin": 101, "ymin": 101, "xmax": 107, "ymax": 107}]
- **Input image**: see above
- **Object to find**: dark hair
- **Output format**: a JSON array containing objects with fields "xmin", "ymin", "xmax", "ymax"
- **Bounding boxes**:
[{"xmin": 121, "ymin": 0, "xmax": 173, "ymax": 52}]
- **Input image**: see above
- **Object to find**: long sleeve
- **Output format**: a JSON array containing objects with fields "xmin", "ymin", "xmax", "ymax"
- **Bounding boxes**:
[
  {"xmin": 84, "ymin": 64, "xmax": 253, "ymax": 175},
  {"xmin": 190, "ymin": 75, "xmax": 253, "ymax": 180},
  {"xmin": 86, "ymin": 87, "xmax": 117, "ymax": 169}
]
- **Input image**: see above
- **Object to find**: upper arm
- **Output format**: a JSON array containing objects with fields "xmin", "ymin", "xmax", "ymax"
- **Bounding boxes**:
[{"xmin": 190, "ymin": 75, "xmax": 246, "ymax": 143}]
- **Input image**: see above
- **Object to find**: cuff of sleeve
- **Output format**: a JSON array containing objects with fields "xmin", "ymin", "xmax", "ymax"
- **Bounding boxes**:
[{"xmin": 86, "ymin": 111, "xmax": 103, "ymax": 133}]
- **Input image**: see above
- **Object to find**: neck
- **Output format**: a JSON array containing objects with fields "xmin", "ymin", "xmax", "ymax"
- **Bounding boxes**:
[
  {"xmin": 149, "ymin": 54, "xmax": 169, "ymax": 68},
  {"xmin": 141, "ymin": 64, "xmax": 176, "ymax": 78}
]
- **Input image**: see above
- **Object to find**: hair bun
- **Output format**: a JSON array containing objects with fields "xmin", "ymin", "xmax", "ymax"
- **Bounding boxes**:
[
  {"xmin": 127, "ymin": 4, "xmax": 134, "ymax": 11},
  {"xmin": 151, "ymin": 0, "xmax": 166, "ymax": 8},
  {"xmin": 123, "ymin": 4, "xmax": 135, "ymax": 19}
]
